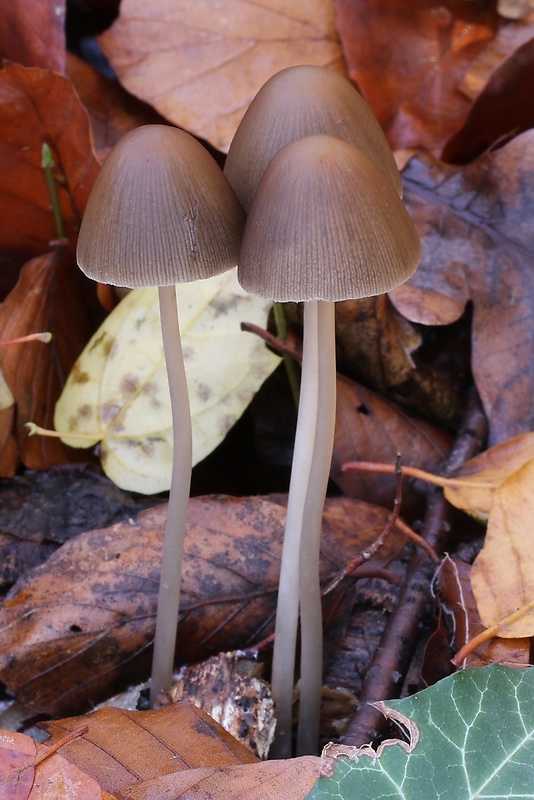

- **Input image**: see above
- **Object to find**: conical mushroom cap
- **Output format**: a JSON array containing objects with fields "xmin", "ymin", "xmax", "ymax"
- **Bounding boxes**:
[
  {"xmin": 77, "ymin": 125, "xmax": 244, "ymax": 288},
  {"xmin": 224, "ymin": 65, "xmax": 401, "ymax": 212},
  {"xmin": 238, "ymin": 135, "xmax": 420, "ymax": 302}
]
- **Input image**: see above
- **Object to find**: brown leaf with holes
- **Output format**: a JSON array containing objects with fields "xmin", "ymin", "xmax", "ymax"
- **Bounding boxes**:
[
  {"xmin": 0, "ymin": 0, "xmax": 66, "ymax": 73},
  {"xmin": 332, "ymin": 374, "xmax": 451, "ymax": 514},
  {"xmin": 390, "ymin": 131, "xmax": 534, "ymax": 445},
  {"xmin": 0, "ymin": 495, "xmax": 401, "ymax": 715},
  {"xmin": 436, "ymin": 556, "xmax": 530, "ymax": 668},
  {"xmin": 0, "ymin": 249, "xmax": 101, "ymax": 473},
  {"xmin": 99, "ymin": 0, "xmax": 345, "ymax": 151},
  {"xmin": 336, "ymin": 0, "xmax": 534, "ymax": 154},
  {"xmin": 0, "ymin": 62, "xmax": 100, "ymax": 295},
  {"xmin": 471, "ymin": 459, "xmax": 534, "ymax": 637}
]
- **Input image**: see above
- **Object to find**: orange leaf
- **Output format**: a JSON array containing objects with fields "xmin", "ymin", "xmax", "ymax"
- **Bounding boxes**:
[
  {"xmin": 471, "ymin": 459, "xmax": 534, "ymax": 637},
  {"xmin": 0, "ymin": 250, "xmax": 102, "ymax": 472},
  {"xmin": 0, "ymin": 62, "xmax": 99, "ymax": 293},
  {"xmin": 0, "ymin": 0, "xmax": 66, "ymax": 73},
  {"xmin": 99, "ymin": 0, "xmax": 345, "ymax": 151}
]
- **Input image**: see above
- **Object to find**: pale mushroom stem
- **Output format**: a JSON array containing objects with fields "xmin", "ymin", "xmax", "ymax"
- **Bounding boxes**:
[
  {"xmin": 297, "ymin": 300, "xmax": 336, "ymax": 755},
  {"xmin": 270, "ymin": 300, "xmax": 336, "ymax": 757},
  {"xmin": 150, "ymin": 284, "xmax": 192, "ymax": 706}
]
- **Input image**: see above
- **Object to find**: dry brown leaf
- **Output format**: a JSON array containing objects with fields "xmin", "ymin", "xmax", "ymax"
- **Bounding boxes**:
[
  {"xmin": 332, "ymin": 373, "xmax": 451, "ymax": 514},
  {"xmin": 0, "ymin": 495, "xmax": 398, "ymax": 715},
  {"xmin": 0, "ymin": 0, "xmax": 66, "ymax": 73},
  {"xmin": 0, "ymin": 728, "xmax": 114, "ymax": 800},
  {"xmin": 390, "ymin": 130, "xmax": 534, "ymax": 445},
  {"xmin": 117, "ymin": 757, "xmax": 322, "ymax": 800},
  {"xmin": 66, "ymin": 54, "xmax": 168, "ymax": 161},
  {"xmin": 99, "ymin": 0, "xmax": 344, "ymax": 151},
  {"xmin": 436, "ymin": 556, "xmax": 530, "ymax": 668},
  {"xmin": 443, "ymin": 36, "xmax": 534, "ymax": 163},
  {"xmin": 471, "ymin": 459, "xmax": 534, "ymax": 637},
  {"xmin": 0, "ymin": 62, "xmax": 100, "ymax": 294},
  {"xmin": 444, "ymin": 431, "xmax": 534, "ymax": 520},
  {"xmin": 42, "ymin": 703, "xmax": 257, "ymax": 797},
  {"xmin": 336, "ymin": 0, "xmax": 533, "ymax": 154},
  {"xmin": 0, "ymin": 250, "xmax": 102, "ymax": 473}
]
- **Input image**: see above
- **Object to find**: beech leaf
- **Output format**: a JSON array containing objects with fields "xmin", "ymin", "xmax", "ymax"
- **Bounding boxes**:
[
  {"xmin": 54, "ymin": 270, "xmax": 280, "ymax": 493},
  {"xmin": 99, "ymin": 0, "xmax": 344, "ymax": 151},
  {"xmin": 309, "ymin": 666, "xmax": 534, "ymax": 800},
  {"xmin": 471, "ymin": 459, "xmax": 534, "ymax": 637}
]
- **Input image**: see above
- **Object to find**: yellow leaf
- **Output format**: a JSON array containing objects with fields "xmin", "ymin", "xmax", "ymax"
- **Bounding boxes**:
[
  {"xmin": 54, "ymin": 270, "xmax": 280, "ymax": 492},
  {"xmin": 444, "ymin": 430, "xmax": 534, "ymax": 521},
  {"xmin": 471, "ymin": 458, "xmax": 534, "ymax": 637}
]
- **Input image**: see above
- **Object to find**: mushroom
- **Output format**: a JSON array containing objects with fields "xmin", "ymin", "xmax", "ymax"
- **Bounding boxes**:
[
  {"xmin": 76, "ymin": 124, "xmax": 244, "ymax": 704},
  {"xmin": 224, "ymin": 64, "xmax": 402, "ymax": 212},
  {"xmin": 239, "ymin": 134, "xmax": 420, "ymax": 755}
]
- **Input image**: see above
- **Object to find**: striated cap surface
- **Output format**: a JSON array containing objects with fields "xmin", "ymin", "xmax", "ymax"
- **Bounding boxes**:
[{"xmin": 77, "ymin": 125, "xmax": 244, "ymax": 288}]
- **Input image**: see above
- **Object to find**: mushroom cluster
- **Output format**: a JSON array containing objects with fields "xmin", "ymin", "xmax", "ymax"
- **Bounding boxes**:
[
  {"xmin": 225, "ymin": 66, "xmax": 420, "ymax": 756},
  {"xmin": 76, "ymin": 124, "xmax": 244, "ymax": 704}
]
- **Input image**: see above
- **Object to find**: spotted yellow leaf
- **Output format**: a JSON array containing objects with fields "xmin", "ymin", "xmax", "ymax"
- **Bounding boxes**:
[{"xmin": 54, "ymin": 270, "xmax": 280, "ymax": 492}]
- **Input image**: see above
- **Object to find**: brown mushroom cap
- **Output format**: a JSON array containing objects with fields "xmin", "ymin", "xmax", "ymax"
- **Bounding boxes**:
[
  {"xmin": 77, "ymin": 125, "xmax": 244, "ymax": 288},
  {"xmin": 238, "ymin": 135, "xmax": 420, "ymax": 303},
  {"xmin": 224, "ymin": 65, "xmax": 402, "ymax": 212}
]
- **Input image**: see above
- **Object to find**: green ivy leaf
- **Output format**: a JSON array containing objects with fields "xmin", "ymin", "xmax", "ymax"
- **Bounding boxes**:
[{"xmin": 308, "ymin": 665, "xmax": 534, "ymax": 800}]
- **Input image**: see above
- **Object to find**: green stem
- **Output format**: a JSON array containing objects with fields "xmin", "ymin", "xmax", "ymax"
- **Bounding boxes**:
[
  {"xmin": 273, "ymin": 301, "xmax": 300, "ymax": 407},
  {"xmin": 41, "ymin": 143, "xmax": 65, "ymax": 241}
]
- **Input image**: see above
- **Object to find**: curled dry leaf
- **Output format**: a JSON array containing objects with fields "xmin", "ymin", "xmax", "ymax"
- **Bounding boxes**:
[
  {"xmin": 471, "ymin": 459, "xmax": 534, "ymax": 637},
  {"xmin": 0, "ymin": 250, "xmax": 101, "ymax": 474},
  {"xmin": 435, "ymin": 556, "xmax": 530, "ymax": 668},
  {"xmin": 54, "ymin": 271, "xmax": 280, "ymax": 493},
  {"xmin": 99, "ymin": 0, "xmax": 345, "ymax": 151},
  {"xmin": 390, "ymin": 131, "xmax": 534, "ymax": 445},
  {"xmin": 0, "ymin": 62, "xmax": 100, "ymax": 295}
]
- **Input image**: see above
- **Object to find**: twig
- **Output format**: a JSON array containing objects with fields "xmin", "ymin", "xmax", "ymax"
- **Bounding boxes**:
[{"xmin": 340, "ymin": 387, "xmax": 487, "ymax": 746}]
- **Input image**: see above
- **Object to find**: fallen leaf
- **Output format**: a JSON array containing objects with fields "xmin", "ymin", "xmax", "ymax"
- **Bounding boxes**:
[
  {"xmin": 0, "ymin": 0, "xmax": 66, "ymax": 73},
  {"xmin": 332, "ymin": 373, "xmax": 451, "ymax": 514},
  {"xmin": 443, "ymin": 431, "xmax": 534, "ymax": 520},
  {"xmin": 390, "ymin": 130, "xmax": 534, "ymax": 445},
  {"xmin": 66, "ymin": 54, "xmax": 168, "ymax": 161},
  {"xmin": 336, "ymin": 0, "xmax": 499, "ymax": 153},
  {"xmin": 0, "ymin": 62, "xmax": 100, "ymax": 295},
  {"xmin": 435, "ymin": 556, "xmax": 530, "ymax": 668},
  {"xmin": 0, "ymin": 728, "xmax": 113, "ymax": 800},
  {"xmin": 470, "ymin": 459, "xmax": 534, "ymax": 637},
  {"xmin": 99, "ymin": 0, "xmax": 345, "ymax": 151},
  {"xmin": 0, "ymin": 495, "xmax": 402, "ymax": 715},
  {"xmin": 0, "ymin": 249, "xmax": 101, "ymax": 472},
  {"xmin": 442, "ymin": 36, "xmax": 534, "ymax": 163},
  {"xmin": 42, "ymin": 703, "xmax": 257, "ymax": 797},
  {"xmin": 310, "ymin": 666, "xmax": 534, "ymax": 799},
  {"xmin": 54, "ymin": 271, "xmax": 281, "ymax": 493}
]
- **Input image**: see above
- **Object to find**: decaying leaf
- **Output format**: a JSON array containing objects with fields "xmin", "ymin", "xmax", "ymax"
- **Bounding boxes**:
[
  {"xmin": 99, "ymin": 0, "xmax": 345, "ymax": 151},
  {"xmin": 390, "ymin": 131, "xmax": 534, "ymax": 445},
  {"xmin": 54, "ymin": 270, "xmax": 281, "ymax": 493},
  {"xmin": 0, "ymin": 495, "xmax": 402, "ymax": 715},
  {"xmin": 0, "ymin": 0, "xmax": 66, "ymax": 73},
  {"xmin": 471, "ymin": 459, "xmax": 534, "ymax": 637}
]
